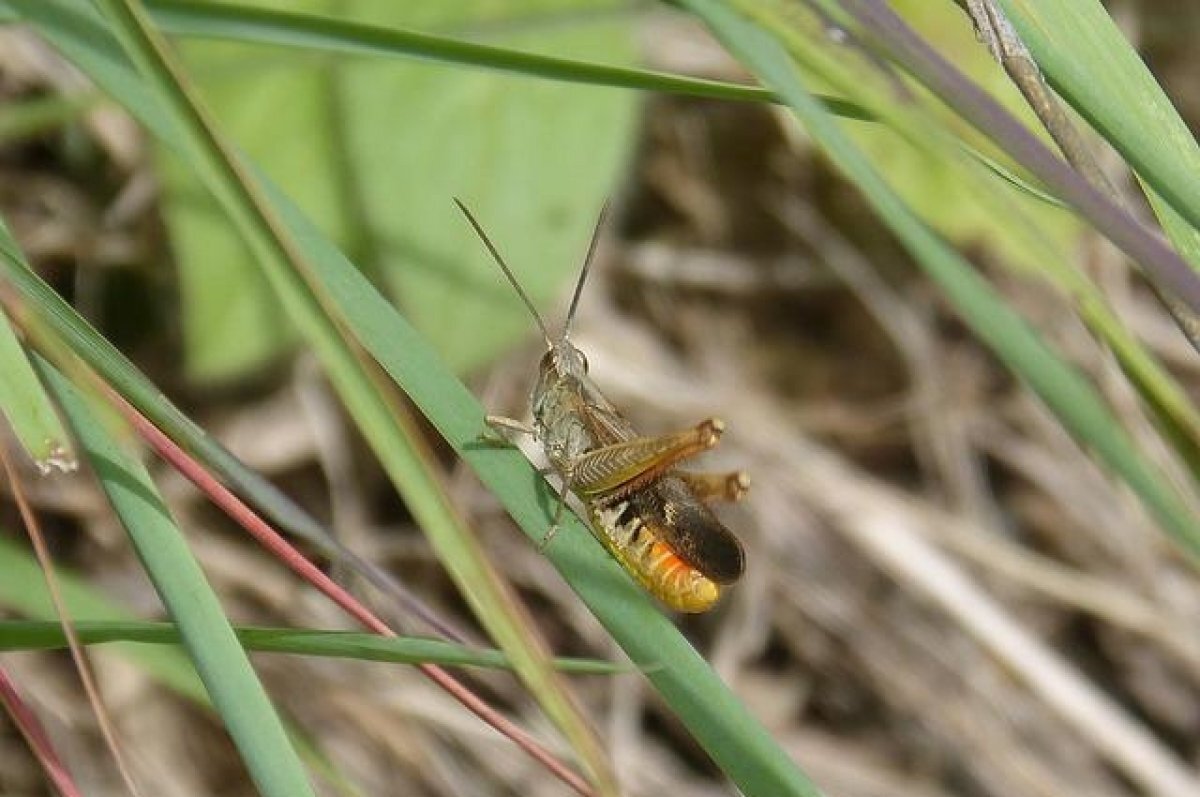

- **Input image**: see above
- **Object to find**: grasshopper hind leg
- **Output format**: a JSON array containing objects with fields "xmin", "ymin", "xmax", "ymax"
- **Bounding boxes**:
[{"xmin": 677, "ymin": 470, "xmax": 750, "ymax": 503}]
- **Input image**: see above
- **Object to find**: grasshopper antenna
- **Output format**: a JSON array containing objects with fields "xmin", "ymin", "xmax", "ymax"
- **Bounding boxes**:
[
  {"xmin": 563, "ymin": 200, "xmax": 609, "ymax": 339},
  {"xmin": 454, "ymin": 198, "xmax": 553, "ymax": 348}
]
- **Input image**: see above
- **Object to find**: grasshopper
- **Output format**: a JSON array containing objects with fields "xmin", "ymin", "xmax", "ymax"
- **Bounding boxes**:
[{"xmin": 456, "ymin": 200, "xmax": 746, "ymax": 612}]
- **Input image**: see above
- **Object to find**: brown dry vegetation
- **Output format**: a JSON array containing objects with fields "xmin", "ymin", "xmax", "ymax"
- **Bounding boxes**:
[{"xmin": 3, "ymin": 4, "xmax": 1200, "ymax": 797}]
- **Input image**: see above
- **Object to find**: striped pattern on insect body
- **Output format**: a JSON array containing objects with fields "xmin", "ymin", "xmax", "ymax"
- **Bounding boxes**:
[{"xmin": 456, "ymin": 200, "xmax": 747, "ymax": 612}]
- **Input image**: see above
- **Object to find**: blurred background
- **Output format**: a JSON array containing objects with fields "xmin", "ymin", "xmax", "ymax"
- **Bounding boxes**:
[{"xmin": 2, "ymin": 1, "xmax": 1200, "ymax": 795}]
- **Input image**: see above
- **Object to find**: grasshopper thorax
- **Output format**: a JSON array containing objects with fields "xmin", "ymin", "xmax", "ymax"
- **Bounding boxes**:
[{"xmin": 532, "ymin": 339, "xmax": 594, "ymax": 468}]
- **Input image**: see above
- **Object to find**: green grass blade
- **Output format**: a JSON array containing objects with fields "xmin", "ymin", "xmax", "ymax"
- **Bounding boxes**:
[
  {"xmin": 0, "ymin": 539, "xmax": 368, "ymax": 797},
  {"xmin": 0, "ymin": 535, "xmax": 207, "ymax": 700},
  {"xmin": 676, "ymin": 1, "xmax": 1199, "ymax": 557},
  {"xmin": 998, "ymin": 0, "xmax": 1200, "ymax": 243},
  {"xmin": 20, "ymin": 1, "xmax": 617, "ymax": 790},
  {"xmin": 725, "ymin": 1, "xmax": 1200, "ymax": 471},
  {"xmin": 0, "ymin": 221, "xmax": 75, "ymax": 470},
  {"xmin": 0, "ymin": 620, "xmax": 622, "ymax": 674},
  {"xmin": 37, "ymin": 359, "xmax": 317, "ymax": 797},
  {"xmin": 148, "ymin": 0, "xmax": 779, "ymax": 105},
  {"xmin": 135, "ymin": 0, "xmax": 868, "ymax": 120}
]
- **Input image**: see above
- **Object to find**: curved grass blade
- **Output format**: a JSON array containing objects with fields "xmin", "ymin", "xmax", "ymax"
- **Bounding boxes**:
[
  {"xmin": 828, "ymin": 0, "xmax": 1200, "ymax": 318},
  {"xmin": 996, "ymin": 0, "xmax": 1200, "ymax": 245},
  {"xmin": 725, "ymin": 0, "xmax": 1200, "ymax": 471},
  {"xmin": 1, "ymin": 620, "xmax": 623, "ymax": 674},
  {"xmin": 142, "ymin": 0, "xmax": 872, "ymax": 119}
]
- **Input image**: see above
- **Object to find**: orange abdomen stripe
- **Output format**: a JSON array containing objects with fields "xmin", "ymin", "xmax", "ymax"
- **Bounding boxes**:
[{"xmin": 589, "ymin": 501, "xmax": 721, "ymax": 613}]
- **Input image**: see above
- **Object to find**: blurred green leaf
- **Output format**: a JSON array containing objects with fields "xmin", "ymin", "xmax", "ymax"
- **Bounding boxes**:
[{"xmin": 161, "ymin": 0, "xmax": 637, "ymax": 381}]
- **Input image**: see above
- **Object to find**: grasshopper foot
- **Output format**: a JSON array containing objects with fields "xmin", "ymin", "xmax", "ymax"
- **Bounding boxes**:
[{"xmin": 537, "ymin": 523, "xmax": 560, "ymax": 552}]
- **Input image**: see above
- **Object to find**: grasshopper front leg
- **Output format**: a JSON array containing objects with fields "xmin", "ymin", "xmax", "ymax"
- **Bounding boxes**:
[
  {"xmin": 572, "ymin": 418, "xmax": 727, "ymax": 498},
  {"xmin": 486, "ymin": 415, "xmax": 570, "ymax": 547},
  {"xmin": 486, "ymin": 414, "xmax": 536, "ymax": 438}
]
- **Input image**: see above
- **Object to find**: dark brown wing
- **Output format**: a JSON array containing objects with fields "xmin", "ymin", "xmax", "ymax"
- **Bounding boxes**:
[{"xmin": 628, "ymin": 476, "xmax": 745, "ymax": 584}]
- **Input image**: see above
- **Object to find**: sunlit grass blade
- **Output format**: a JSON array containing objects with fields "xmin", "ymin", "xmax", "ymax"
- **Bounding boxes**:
[
  {"xmin": 37, "ymin": 358, "xmax": 317, "ymax": 797},
  {"xmin": 0, "ymin": 222, "xmax": 74, "ymax": 470},
  {"xmin": 825, "ymin": 0, "xmax": 1200, "ymax": 318},
  {"xmin": 997, "ymin": 0, "xmax": 1200, "ymax": 241},
  {"xmin": 725, "ymin": 0, "xmax": 1200, "ymax": 477},
  {"xmin": 995, "ymin": 0, "xmax": 1200, "ymax": 364}
]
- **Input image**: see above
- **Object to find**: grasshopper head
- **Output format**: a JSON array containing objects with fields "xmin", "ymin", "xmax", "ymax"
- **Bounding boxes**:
[
  {"xmin": 540, "ymin": 338, "xmax": 588, "ymax": 382},
  {"xmin": 532, "ymin": 339, "xmax": 588, "ymax": 421}
]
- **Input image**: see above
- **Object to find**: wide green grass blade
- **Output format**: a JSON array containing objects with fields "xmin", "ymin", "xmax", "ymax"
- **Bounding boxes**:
[
  {"xmin": 677, "ymin": 1, "xmax": 1199, "ymax": 556},
  {"xmin": 37, "ymin": 360, "xmax": 317, "ymax": 797},
  {"xmin": 0, "ymin": 223, "xmax": 75, "ymax": 470},
  {"xmin": 9, "ymin": 2, "xmax": 824, "ymax": 794},
  {"xmin": 0, "ymin": 620, "xmax": 621, "ymax": 674},
  {"xmin": 17, "ymin": 1, "xmax": 618, "ymax": 791}
]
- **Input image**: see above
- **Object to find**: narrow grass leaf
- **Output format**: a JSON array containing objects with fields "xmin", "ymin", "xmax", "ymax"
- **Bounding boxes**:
[
  {"xmin": 0, "ymin": 538, "xmax": 367, "ymax": 797},
  {"xmin": 1, "ymin": 620, "xmax": 622, "ymax": 674},
  {"xmin": 0, "ymin": 535, "xmax": 208, "ymax": 700}
]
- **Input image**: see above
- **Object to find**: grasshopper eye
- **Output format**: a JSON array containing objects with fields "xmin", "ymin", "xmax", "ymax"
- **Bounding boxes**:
[{"xmin": 578, "ymin": 351, "xmax": 589, "ymax": 373}]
